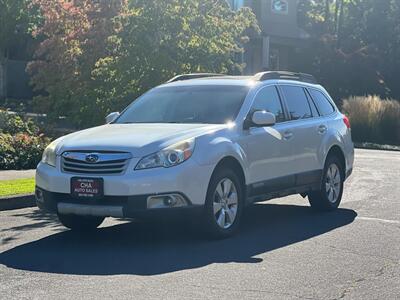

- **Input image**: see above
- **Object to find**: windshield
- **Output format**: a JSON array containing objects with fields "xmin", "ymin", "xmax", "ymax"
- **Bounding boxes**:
[{"xmin": 116, "ymin": 85, "xmax": 249, "ymax": 124}]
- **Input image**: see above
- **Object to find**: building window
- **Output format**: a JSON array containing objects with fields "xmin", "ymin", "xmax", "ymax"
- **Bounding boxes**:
[
  {"xmin": 228, "ymin": 0, "xmax": 244, "ymax": 11},
  {"xmin": 271, "ymin": 0, "xmax": 289, "ymax": 15}
]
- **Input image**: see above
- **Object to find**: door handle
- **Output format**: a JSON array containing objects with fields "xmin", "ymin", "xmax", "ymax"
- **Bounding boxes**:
[
  {"xmin": 318, "ymin": 125, "xmax": 327, "ymax": 134},
  {"xmin": 283, "ymin": 131, "xmax": 293, "ymax": 140}
]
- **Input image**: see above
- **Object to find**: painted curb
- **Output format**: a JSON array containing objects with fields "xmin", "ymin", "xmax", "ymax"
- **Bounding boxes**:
[{"xmin": 0, "ymin": 194, "xmax": 36, "ymax": 211}]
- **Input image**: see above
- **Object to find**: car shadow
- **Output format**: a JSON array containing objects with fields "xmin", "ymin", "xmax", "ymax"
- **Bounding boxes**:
[{"xmin": 0, "ymin": 203, "xmax": 357, "ymax": 276}]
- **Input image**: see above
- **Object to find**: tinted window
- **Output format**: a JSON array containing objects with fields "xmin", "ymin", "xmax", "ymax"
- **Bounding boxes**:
[
  {"xmin": 280, "ymin": 85, "xmax": 312, "ymax": 120},
  {"xmin": 309, "ymin": 89, "xmax": 335, "ymax": 116},
  {"xmin": 252, "ymin": 86, "xmax": 285, "ymax": 122},
  {"xmin": 305, "ymin": 89, "xmax": 319, "ymax": 117},
  {"xmin": 116, "ymin": 85, "xmax": 249, "ymax": 124}
]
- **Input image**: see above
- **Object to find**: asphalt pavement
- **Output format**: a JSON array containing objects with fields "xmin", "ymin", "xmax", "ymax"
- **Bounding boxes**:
[{"xmin": 0, "ymin": 149, "xmax": 399, "ymax": 299}]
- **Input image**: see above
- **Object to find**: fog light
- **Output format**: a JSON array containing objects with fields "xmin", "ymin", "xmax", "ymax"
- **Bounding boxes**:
[
  {"xmin": 147, "ymin": 194, "xmax": 188, "ymax": 209},
  {"xmin": 35, "ymin": 188, "xmax": 44, "ymax": 203}
]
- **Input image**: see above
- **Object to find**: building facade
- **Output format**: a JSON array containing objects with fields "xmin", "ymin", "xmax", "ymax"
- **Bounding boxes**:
[{"xmin": 228, "ymin": 0, "xmax": 310, "ymax": 74}]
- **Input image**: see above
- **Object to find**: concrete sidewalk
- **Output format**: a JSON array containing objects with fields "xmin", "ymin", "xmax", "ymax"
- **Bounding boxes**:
[{"xmin": 0, "ymin": 170, "xmax": 35, "ymax": 181}]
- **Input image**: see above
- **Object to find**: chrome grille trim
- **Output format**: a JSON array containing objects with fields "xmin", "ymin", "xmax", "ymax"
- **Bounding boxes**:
[{"xmin": 61, "ymin": 152, "xmax": 132, "ymax": 175}]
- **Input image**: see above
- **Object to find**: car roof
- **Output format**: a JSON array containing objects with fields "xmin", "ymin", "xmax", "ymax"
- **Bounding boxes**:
[
  {"xmin": 159, "ymin": 76, "xmax": 322, "ymax": 90},
  {"xmin": 159, "ymin": 76, "xmax": 256, "ymax": 87}
]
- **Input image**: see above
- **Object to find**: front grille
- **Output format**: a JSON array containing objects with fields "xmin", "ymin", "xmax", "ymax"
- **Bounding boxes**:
[{"xmin": 61, "ymin": 151, "xmax": 132, "ymax": 175}]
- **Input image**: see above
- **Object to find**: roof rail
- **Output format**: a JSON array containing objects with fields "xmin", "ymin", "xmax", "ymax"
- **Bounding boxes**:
[
  {"xmin": 253, "ymin": 71, "xmax": 317, "ymax": 84},
  {"xmin": 166, "ymin": 73, "xmax": 224, "ymax": 83}
]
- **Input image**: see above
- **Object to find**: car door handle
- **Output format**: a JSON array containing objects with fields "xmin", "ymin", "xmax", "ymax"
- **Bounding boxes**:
[
  {"xmin": 283, "ymin": 131, "xmax": 293, "ymax": 140},
  {"xmin": 318, "ymin": 125, "xmax": 327, "ymax": 134}
]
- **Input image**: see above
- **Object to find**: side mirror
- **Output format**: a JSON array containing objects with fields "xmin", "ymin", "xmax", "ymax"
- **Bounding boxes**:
[
  {"xmin": 105, "ymin": 112, "xmax": 120, "ymax": 124},
  {"xmin": 245, "ymin": 111, "xmax": 276, "ymax": 129}
]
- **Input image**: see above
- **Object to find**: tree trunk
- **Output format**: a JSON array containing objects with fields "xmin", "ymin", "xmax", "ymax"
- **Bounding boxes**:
[
  {"xmin": 337, "ymin": 0, "xmax": 345, "ymax": 48},
  {"xmin": 334, "ymin": 0, "xmax": 340, "ymax": 35},
  {"xmin": 324, "ymin": 0, "xmax": 331, "ymax": 32}
]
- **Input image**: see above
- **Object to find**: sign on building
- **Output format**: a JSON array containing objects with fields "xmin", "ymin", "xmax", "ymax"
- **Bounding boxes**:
[{"xmin": 271, "ymin": 0, "xmax": 289, "ymax": 15}]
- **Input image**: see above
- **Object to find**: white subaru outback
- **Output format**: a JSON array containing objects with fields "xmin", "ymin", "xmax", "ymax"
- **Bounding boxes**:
[{"xmin": 36, "ymin": 71, "xmax": 354, "ymax": 238}]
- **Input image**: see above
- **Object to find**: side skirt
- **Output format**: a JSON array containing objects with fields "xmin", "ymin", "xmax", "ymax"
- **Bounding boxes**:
[{"xmin": 246, "ymin": 170, "xmax": 322, "ymax": 205}]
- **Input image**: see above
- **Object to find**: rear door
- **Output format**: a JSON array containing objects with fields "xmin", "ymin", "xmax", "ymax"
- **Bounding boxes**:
[{"xmin": 278, "ymin": 85, "xmax": 325, "ymax": 184}]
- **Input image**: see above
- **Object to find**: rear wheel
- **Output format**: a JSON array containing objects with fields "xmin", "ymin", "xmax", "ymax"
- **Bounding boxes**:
[
  {"xmin": 308, "ymin": 156, "xmax": 344, "ymax": 211},
  {"xmin": 57, "ymin": 214, "xmax": 104, "ymax": 231},
  {"xmin": 203, "ymin": 168, "xmax": 244, "ymax": 239}
]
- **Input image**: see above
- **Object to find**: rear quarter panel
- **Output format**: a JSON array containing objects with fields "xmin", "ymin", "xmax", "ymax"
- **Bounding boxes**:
[{"xmin": 322, "ymin": 113, "xmax": 354, "ymax": 173}]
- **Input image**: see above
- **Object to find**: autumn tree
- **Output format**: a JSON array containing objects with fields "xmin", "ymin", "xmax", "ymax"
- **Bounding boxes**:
[
  {"xmin": 28, "ymin": 0, "xmax": 258, "ymax": 127},
  {"xmin": 27, "ymin": 0, "xmax": 124, "ymax": 126}
]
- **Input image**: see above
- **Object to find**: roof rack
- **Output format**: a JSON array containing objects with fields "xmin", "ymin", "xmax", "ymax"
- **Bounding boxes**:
[
  {"xmin": 254, "ymin": 71, "xmax": 317, "ymax": 84},
  {"xmin": 166, "ymin": 73, "xmax": 224, "ymax": 83}
]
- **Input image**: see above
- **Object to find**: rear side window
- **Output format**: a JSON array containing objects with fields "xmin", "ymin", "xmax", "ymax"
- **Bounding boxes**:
[
  {"xmin": 304, "ymin": 89, "xmax": 319, "ymax": 117},
  {"xmin": 252, "ymin": 86, "xmax": 286, "ymax": 123},
  {"xmin": 280, "ymin": 85, "xmax": 312, "ymax": 120},
  {"xmin": 308, "ymin": 89, "xmax": 335, "ymax": 116}
]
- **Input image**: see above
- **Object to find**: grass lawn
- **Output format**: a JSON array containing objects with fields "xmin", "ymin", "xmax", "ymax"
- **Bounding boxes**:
[{"xmin": 0, "ymin": 178, "xmax": 35, "ymax": 197}]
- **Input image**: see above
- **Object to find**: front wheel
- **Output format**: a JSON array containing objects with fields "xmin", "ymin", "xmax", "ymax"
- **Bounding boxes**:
[
  {"xmin": 57, "ymin": 214, "xmax": 105, "ymax": 231},
  {"xmin": 308, "ymin": 156, "xmax": 344, "ymax": 211},
  {"xmin": 203, "ymin": 168, "xmax": 244, "ymax": 239}
]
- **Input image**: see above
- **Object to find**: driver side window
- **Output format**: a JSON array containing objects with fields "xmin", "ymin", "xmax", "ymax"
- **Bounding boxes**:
[{"xmin": 252, "ymin": 86, "xmax": 286, "ymax": 123}]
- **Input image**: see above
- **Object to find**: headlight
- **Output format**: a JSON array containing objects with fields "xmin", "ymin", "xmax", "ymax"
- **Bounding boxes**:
[
  {"xmin": 135, "ymin": 138, "xmax": 195, "ymax": 170},
  {"xmin": 41, "ymin": 140, "xmax": 59, "ymax": 167}
]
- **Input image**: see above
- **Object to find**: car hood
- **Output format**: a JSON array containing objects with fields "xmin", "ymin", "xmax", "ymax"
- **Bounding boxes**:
[{"xmin": 56, "ymin": 123, "xmax": 227, "ymax": 157}]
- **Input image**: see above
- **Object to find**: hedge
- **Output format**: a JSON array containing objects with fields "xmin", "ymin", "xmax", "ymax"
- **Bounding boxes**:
[
  {"xmin": 0, "ymin": 110, "xmax": 50, "ymax": 170},
  {"xmin": 342, "ymin": 95, "xmax": 400, "ymax": 146}
]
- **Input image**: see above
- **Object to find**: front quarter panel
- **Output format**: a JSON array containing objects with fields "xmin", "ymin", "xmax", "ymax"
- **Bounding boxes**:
[{"xmin": 192, "ymin": 128, "xmax": 249, "ymax": 185}]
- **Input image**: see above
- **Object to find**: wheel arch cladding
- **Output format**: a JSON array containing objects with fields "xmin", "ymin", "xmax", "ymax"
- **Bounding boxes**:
[
  {"xmin": 212, "ymin": 156, "xmax": 246, "ymax": 196},
  {"xmin": 326, "ymin": 145, "xmax": 346, "ymax": 179}
]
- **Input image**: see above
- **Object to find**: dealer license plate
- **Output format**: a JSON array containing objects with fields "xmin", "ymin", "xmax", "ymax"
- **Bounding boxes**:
[{"xmin": 71, "ymin": 177, "xmax": 104, "ymax": 199}]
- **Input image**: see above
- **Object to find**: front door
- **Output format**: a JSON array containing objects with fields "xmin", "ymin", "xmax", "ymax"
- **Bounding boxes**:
[{"xmin": 240, "ymin": 85, "xmax": 295, "ymax": 195}]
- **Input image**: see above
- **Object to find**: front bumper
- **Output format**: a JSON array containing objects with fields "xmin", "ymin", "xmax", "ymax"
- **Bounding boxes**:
[
  {"xmin": 36, "ymin": 158, "xmax": 214, "ymax": 206},
  {"xmin": 35, "ymin": 157, "xmax": 214, "ymax": 218},
  {"xmin": 36, "ymin": 188, "xmax": 203, "ymax": 218}
]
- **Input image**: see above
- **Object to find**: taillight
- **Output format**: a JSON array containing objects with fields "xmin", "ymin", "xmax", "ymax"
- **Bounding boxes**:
[{"xmin": 343, "ymin": 115, "xmax": 351, "ymax": 129}]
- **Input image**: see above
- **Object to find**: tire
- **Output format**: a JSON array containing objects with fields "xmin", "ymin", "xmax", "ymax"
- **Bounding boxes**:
[
  {"xmin": 203, "ymin": 167, "xmax": 244, "ymax": 239},
  {"xmin": 308, "ymin": 155, "xmax": 344, "ymax": 211},
  {"xmin": 57, "ymin": 214, "xmax": 105, "ymax": 231}
]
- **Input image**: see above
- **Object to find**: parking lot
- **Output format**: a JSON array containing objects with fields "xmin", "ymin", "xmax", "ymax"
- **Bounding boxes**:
[{"xmin": 0, "ymin": 149, "xmax": 399, "ymax": 299}]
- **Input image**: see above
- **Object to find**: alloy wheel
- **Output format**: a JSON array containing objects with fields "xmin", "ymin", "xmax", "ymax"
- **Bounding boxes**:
[
  {"xmin": 325, "ymin": 163, "xmax": 341, "ymax": 203},
  {"xmin": 213, "ymin": 178, "xmax": 238, "ymax": 229}
]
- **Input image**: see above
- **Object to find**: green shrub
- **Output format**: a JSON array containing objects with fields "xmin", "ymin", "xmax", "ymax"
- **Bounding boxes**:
[
  {"xmin": 0, "ymin": 111, "xmax": 40, "ymax": 135},
  {"xmin": 342, "ymin": 96, "xmax": 400, "ymax": 145},
  {"xmin": 0, "ymin": 110, "xmax": 50, "ymax": 170}
]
